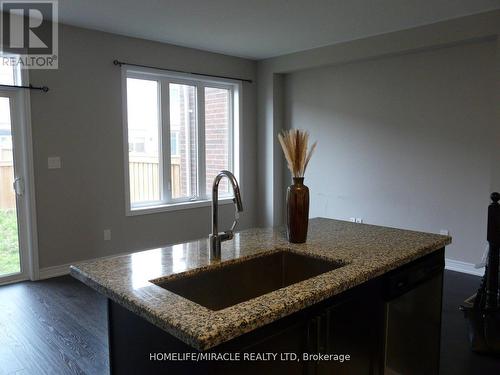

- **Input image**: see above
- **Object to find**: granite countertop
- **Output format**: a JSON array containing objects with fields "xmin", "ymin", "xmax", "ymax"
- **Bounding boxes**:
[{"xmin": 70, "ymin": 218, "xmax": 451, "ymax": 350}]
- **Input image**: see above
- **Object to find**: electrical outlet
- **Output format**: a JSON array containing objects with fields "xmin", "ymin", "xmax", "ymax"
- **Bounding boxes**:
[
  {"xmin": 47, "ymin": 156, "xmax": 61, "ymax": 169},
  {"xmin": 104, "ymin": 229, "xmax": 111, "ymax": 241},
  {"xmin": 439, "ymin": 229, "xmax": 449, "ymax": 236},
  {"xmin": 349, "ymin": 217, "xmax": 364, "ymax": 223}
]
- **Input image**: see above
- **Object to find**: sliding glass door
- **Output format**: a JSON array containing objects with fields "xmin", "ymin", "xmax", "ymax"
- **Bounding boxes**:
[
  {"xmin": 0, "ymin": 94, "xmax": 21, "ymax": 277},
  {"xmin": 0, "ymin": 63, "xmax": 33, "ymax": 284}
]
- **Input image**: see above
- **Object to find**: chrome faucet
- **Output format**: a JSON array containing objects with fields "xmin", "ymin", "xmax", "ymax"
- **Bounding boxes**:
[{"xmin": 209, "ymin": 170, "xmax": 243, "ymax": 260}]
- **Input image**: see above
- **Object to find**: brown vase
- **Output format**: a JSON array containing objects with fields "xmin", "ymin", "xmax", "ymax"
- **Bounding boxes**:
[{"xmin": 286, "ymin": 177, "xmax": 309, "ymax": 243}]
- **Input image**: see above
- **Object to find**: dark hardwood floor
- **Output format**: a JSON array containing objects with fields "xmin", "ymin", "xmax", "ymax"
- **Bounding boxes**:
[
  {"xmin": 0, "ymin": 276, "xmax": 108, "ymax": 375},
  {"xmin": 440, "ymin": 270, "xmax": 500, "ymax": 374},
  {"xmin": 0, "ymin": 271, "xmax": 499, "ymax": 374}
]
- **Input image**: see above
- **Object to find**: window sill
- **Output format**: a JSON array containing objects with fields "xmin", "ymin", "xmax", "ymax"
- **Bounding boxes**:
[{"xmin": 126, "ymin": 198, "xmax": 234, "ymax": 217}]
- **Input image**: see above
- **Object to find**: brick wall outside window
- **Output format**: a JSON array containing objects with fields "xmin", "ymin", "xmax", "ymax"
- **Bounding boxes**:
[
  {"xmin": 205, "ymin": 87, "xmax": 230, "ymax": 194},
  {"xmin": 175, "ymin": 86, "xmax": 231, "ymax": 197}
]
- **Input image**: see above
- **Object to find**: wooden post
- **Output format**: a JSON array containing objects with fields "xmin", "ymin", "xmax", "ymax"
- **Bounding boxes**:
[{"xmin": 486, "ymin": 192, "xmax": 500, "ymax": 310}]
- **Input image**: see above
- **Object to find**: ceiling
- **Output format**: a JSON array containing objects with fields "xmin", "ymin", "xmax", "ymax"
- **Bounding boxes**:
[{"xmin": 59, "ymin": 0, "xmax": 500, "ymax": 60}]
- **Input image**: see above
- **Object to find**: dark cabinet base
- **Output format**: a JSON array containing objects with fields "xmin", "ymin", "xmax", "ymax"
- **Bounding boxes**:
[
  {"xmin": 107, "ymin": 249, "xmax": 444, "ymax": 375},
  {"xmin": 108, "ymin": 301, "xmax": 311, "ymax": 375}
]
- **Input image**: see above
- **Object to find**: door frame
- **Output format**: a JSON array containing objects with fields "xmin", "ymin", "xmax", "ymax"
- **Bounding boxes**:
[{"xmin": 0, "ymin": 68, "xmax": 39, "ymax": 285}]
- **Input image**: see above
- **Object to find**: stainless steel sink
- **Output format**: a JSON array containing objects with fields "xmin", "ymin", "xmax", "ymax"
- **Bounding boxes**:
[{"xmin": 151, "ymin": 250, "xmax": 346, "ymax": 311}]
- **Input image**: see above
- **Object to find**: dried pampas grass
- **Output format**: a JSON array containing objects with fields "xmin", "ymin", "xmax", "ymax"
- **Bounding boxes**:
[{"xmin": 278, "ymin": 129, "xmax": 317, "ymax": 178}]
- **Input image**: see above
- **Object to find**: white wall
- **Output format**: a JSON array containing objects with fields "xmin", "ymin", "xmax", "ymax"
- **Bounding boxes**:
[
  {"xmin": 29, "ymin": 24, "xmax": 258, "ymax": 269},
  {"xmin": 283, "ymin": 40, "xmax": 497, "ymax": 264}
]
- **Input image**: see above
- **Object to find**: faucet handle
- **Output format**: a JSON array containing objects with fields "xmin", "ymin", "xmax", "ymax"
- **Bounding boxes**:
[
  {"xmin": 230, "ymin": 196, "xmax": 241, "ymax": 233},
  {"xmin": 218, "ymin": 231, "xmax": 233, "ymax": 241},
  {"xmin": 230, "ymin": 218, "xmax": 238, "ymax": 233}
]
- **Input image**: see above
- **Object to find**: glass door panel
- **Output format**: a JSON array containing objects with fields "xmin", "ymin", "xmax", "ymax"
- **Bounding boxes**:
[{"xmin": 0, "ymin": 96, "xmax": 21, "ymax": 276}]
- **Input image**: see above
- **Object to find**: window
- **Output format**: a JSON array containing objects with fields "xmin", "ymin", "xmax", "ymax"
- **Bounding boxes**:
[
  {"xmin": 170, "ymin": 132, "xmax": 179, "ymax": 157},
  {"xmin": 0, "ymin": 62, "xmax": 16, "ymax": 85},
  {"xmin": 129, "ymin": 138, "xmax": 146, "ymax": 153},
  {"xmin": 122, "ymin": 67, "xmax": 240, "ymax": 214}
]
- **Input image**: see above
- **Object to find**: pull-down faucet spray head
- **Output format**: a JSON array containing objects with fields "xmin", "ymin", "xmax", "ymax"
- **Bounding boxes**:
[{"xmin": 209, "ymin": 170, "xmax": 243, "ymax": 260}]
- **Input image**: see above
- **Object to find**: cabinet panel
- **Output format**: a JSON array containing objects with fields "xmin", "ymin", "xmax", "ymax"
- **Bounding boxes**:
[
  {"xmin": 224, "ymin": 320, "xmax": 307, "ymax": 375},
  {"xmin": 384, "ymin": 273, "xmax": 443, "ymax": 375},
  {"xmin": 315, "ymin": 292, "xmax": 381, "ymax": 375}
]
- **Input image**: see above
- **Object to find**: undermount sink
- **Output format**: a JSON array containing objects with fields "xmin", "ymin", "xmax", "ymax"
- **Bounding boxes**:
[{"xmin": 151, "ymin": 250, "xmax": 347, "ymax": 311}]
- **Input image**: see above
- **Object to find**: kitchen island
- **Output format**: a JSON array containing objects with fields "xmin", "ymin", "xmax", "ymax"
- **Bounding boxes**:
[{"xmin": 70, "ymin": 218, "xmax": 451, "ymax": 374}]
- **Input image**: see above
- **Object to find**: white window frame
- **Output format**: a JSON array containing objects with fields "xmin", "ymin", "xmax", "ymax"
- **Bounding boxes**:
[{"xmin": 121, "ymin": 66, "xmax": 241, "ymax": 216}]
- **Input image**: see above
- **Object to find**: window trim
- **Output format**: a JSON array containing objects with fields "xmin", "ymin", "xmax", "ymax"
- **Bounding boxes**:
[
  {"xmin": 121, "ymin": 65, "xmax": 241, "ymax": 216},
  {"xmin": 126, "ymin": 197, "xmax": 236, "ymax": 216}
]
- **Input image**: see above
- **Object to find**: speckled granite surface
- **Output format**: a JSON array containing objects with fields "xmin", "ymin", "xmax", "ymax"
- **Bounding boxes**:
[{"xmin": 70, "ymin": 218, "xmax": 451, "ymax": 350}]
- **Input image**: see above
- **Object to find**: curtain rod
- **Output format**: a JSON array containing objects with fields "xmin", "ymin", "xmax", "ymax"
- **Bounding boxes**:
[
  {"xmin": 0, "ymin": 83, "xmax": 49, "ymax": 92},
  {"xmin": 113, "ymin": 60, "xmax": 253, "ymax": 84}
]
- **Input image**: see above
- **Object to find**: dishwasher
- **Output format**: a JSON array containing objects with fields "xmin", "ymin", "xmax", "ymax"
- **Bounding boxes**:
[{"xmin": 383, "ymin": 249, "xmax": 444, "ymax": 375}]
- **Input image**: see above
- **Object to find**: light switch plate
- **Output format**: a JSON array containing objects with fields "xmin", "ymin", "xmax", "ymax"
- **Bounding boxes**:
[
  {"xmin": 104, "ymin": 229, "xmax": 111, "ymax": 241},
  {"xmin": 48, "ymin": 156, "xmax": 61, "ymax": 169}
]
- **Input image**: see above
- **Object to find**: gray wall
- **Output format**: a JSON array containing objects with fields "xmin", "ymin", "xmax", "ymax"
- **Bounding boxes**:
[
  {"xmin": 29, "ymin": 24, "xmax": 257, "ymax": 269},
  {"xmin": 257, "ymin": 10, "xmax": 500, "ymax": 231},
  {"xmin": 283, "ymin": 40, "xmax": 497, "ymax": 264}
]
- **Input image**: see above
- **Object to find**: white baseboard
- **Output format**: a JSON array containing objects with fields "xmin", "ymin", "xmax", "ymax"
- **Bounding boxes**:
[
  {"xmin": 38, "ymin": 249, "xmax": 138, "ymax": 280},
  {"xmin": 38, "ymin": 263, "xmax": 73, "ymax": 279},
  {"xmin": 445, "ymin": 258, "xmax": 485, "ymax": 277}
]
